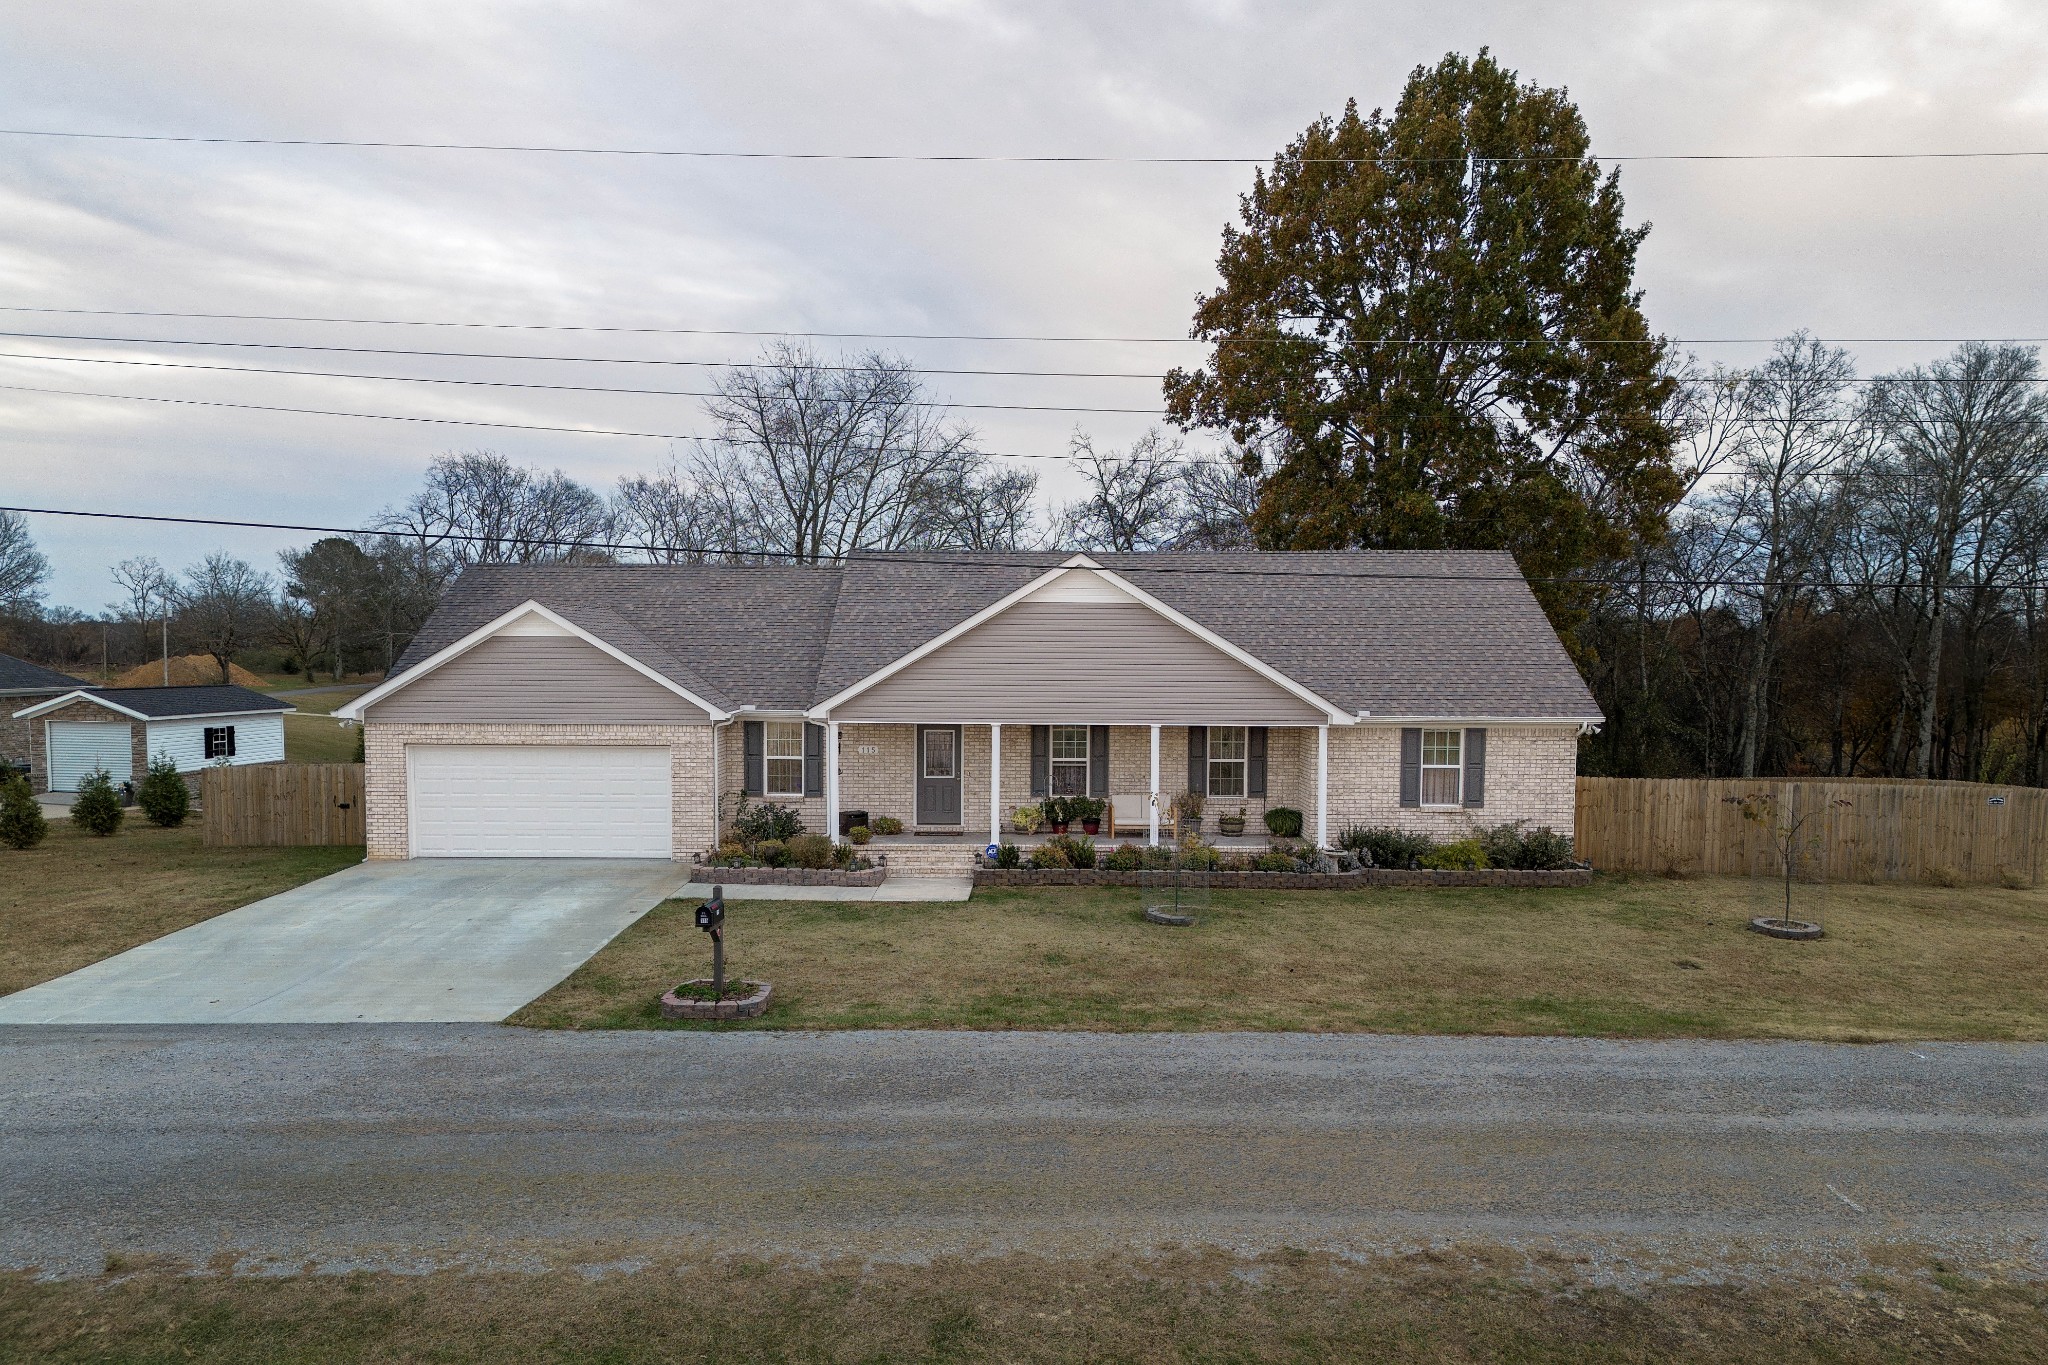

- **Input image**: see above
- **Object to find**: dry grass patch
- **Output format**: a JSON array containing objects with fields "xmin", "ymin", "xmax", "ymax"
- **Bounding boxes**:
[
  {"xmin": 0, "ymin": 819, "xmax": 362, "ymax": 996},
  {"xmin": 514, "ymin": 875, "xmax": 2048, "ymax": 1039},
  {"xmin": 3, "ymin": 1248, "xmax": 2042, "ymax": 1364}
]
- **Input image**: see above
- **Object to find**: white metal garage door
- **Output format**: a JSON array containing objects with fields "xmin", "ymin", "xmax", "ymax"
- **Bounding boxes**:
[
  {"xmin": 47, "ymin": 721, "xmax": 133, "ymax": 791},
  {"xmin": 407, "ymin": 745, "xmax": 672, "ymax": 859}
]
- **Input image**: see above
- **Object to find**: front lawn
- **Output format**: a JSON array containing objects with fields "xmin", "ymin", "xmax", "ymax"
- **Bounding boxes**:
[
  {"xmin": 283, "ymin": 711, "xmax": 360, "ymax": 763},
  {"xmin": 0, "ymin": 819, "xmax": 363, "ymax": 997},
  {"xmin": 512, "ymin": 875, "xmax": 2048, "ymax": 1040}
]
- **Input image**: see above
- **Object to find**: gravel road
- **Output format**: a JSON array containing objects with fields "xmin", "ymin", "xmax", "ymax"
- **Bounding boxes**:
[{"xmin": 3, "ymin": 1027, "xmax": 2043, "ymax": 1279}]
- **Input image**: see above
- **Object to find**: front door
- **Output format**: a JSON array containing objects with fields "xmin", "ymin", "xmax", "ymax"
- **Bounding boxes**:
[{"xmin": 915, "ymin": 725, "xmax": 963, "ymax": 826}]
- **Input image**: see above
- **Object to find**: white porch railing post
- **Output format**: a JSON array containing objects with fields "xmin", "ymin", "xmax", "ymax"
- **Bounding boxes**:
[
  {"xmin": 1149, "ymin": 723, "xmax": 1161, "ymax": 846},
  {"xmin": 1316, "ymin": 723, "xmax": 1329, "ymax": 849},
  {"xmin": 989, "ymin": 722, "xmax": 1002, "ymax": 844},
  {"xmin": 825, "ymin": 719, "xmax": 840, "ymax": 842}
]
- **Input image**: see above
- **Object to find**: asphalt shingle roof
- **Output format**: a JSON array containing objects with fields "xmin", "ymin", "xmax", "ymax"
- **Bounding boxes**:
[
  {"xmin": 83, "ymin": 685, "xmax": 291, "ymax": 718},
  {"xmin": 0, "ymin": 652, "xmax": 83, "ymax": 694},
  {"xmin": 392, "ymin": 551, "xmax": 1600, "ymax": 721}
]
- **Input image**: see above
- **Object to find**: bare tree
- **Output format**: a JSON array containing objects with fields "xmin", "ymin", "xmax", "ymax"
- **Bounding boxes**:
[
  {"xmin": 108, "ymin": 556, "xmax": 172, "ymax": 682},
  {"xmin": 924, "ymin": 465, "xmax": 1042, "ymax": 551},
  {"xmin": 173, "ymin": 553, "xmax": 272, "ymax": 683},
  {"xmin": 1172, "ymin": 458, "xmax": 1262, "ymax": 550},
  {"xmin": 690, "ymin": 343, "xmax": 985, "ymax": 563},
  {"xmin": 610, "ymin": 456, "xmax": 751, "ymax": 562},
  {"xmin": 0, "ymin": 511, "xmax": 50, "ymax": 614},
  {"xmin": 379, "ymin": 451, "xmax": 611, "ymax": 564},
  {"xmin": 1054, "ymin": 430, "xmax": 1189, "ymax": 552}
]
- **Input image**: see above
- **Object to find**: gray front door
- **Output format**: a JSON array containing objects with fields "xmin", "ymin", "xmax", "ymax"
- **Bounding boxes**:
[{"xmin": 915, "ymin": 725, "xmax": 963, "ymax": 826}]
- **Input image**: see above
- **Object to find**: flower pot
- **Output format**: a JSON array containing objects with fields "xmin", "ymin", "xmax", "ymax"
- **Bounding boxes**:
[
  {"xmin": 1218, "ymin": 820, "xmax": 1245, "ymax": 838},
  {"xmin": 1082, "ymin": 819, "xmax": 1101, "ymax": 835},
  {"xmin": 1051, "ymin": 822, "xmax": 1069, "ymax": 834}
]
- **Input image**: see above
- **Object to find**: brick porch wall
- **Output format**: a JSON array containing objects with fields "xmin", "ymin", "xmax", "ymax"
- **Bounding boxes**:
[{"xmin": 364, "ymin": 722, "xmax": 715, "ymax": 860}]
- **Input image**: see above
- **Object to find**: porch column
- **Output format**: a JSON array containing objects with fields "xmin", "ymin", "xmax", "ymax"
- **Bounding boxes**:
[
  {"xmin": 825, "ymin": 719, "xmax": 840, "ymax": 841},
  {"xmin": 989, "ymin": 722, "xmax": 1002, "ymax": 844},
  {"xmin": 1316, "ymin": 723, "xmax": 1329, "ymax": 849},
  {"xmin": 1148, "ymin": 723, "xmax": 1161, "ymax": 846}
]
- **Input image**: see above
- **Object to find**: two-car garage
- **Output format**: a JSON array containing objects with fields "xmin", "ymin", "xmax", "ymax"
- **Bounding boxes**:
[{"xmin": 406, "ymin": 745, "xmax": 674, "ymax": 859}]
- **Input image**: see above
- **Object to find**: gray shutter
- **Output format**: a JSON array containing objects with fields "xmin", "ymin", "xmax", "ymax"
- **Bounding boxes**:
[
  {"xmin": 224, "ymin": 726, "xmax": 236, "ymax": 758},
  {"xmin": 804, "ymin": 722, "xmax": 825, "ymax": 797},
  {"xmin": 1463, "ymin": 727, "xmax": 1486, "ymax": 808},
  {"xmin": 1398, "ymin": 727, "xmax": 1422, "ymax": 808},
  {"xmin": 1030, "ymin": 725, "xmax": 1049, "ymax": 797},
  {"xmin": 1089, "ymin": 725, "xmax": 1109, "ymax": 797},
  {"xmin": 742, "ymin": 720, "xmax": 764, "ymax": 796},
  {"xmin": 1247, "ymin": 727, "xmax": 1268, "ymax": 797},
  {"xmin": 1186, "ymin": 726, "xmax": 1207, "ymax": 795}
]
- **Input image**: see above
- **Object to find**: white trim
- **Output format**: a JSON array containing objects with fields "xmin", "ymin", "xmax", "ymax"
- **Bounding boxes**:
[
  {"xmin": 1316, "ymin": 724, "xmax": 1328, "ymax": 849},
  {"xmin": 989, "ymin": 722, "xmax": 1001, "ymax": 842},
  {"xmin": 1148, "ymin": 723, "xmax": 1160, "ymax": 847},
  {"xmin": 1419, "ymin": 726, "xmax": 1464, "ymax": 808},
  {"xmin": 10, "ymin": 690, "xmax": 295, "ymax": 723},
  {"xmin": 807, "ymin": 556, "xmax": 1350, "ymax": 723},
  {"xmin": 1356, "ymin": 715, "xmax": 1602, "ymax": 727},
  {"xmin": 825, "ymin": 719, "xmax": 841, "ymax": 843},
  {"xmin": 335, "ymin": 600, "xmax": 726, "ymax": 722}
]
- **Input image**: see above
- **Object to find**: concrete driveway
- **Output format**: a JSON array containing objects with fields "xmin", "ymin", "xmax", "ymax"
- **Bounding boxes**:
[{"xmin": 0, "ymin": 860, "xmax": 690, "ymax": 1025}]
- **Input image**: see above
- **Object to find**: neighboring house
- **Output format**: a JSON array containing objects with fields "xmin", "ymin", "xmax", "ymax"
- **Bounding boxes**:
[
  {"xmin": 9, "ymin": 685, "xmax": 293, "ymax": 793},
  {"xmin": 0, "ymin": 652, "xmax": 86, "ymax": 791},
  {"xmin": 336, "ymin": 551, "xmax": 1601, "ymax": 861}
]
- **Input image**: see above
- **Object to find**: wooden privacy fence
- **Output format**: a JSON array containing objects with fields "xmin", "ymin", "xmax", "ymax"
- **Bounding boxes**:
[
  {"xmin": 1575, "ymin": 776, "xmax": 2048, "ymax": 886},
  {"xmin": 202, "ymin": 763, "xmax": 365, "ymax": 847}
]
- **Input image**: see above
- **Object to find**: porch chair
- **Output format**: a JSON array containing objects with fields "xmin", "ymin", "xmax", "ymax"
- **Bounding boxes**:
[{"xmin": 1108, "ymin": 792, "xmax": 1174, "ymax": 840}]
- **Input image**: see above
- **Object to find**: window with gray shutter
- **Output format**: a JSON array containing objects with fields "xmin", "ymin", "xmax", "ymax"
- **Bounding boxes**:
[
  {"xmin": 1462, "ymin": 727, "xmax": 1486, "ymax": 808},
  {"xmin": 1186, "ymin": 726, "xmax": 1207, "ymax": 795},
  {"xmin": 742, "ymin": 720, "xmax": 765, "ymax": 796},
  {"xmin": 1398, "ymin": 728, "xmax": 1422, "ymax": 807},
  {"xmin": 1030, "ymin": 725, "xmax": 1049, "ymax": 797},
  {"xmin": 1089, "ymin": 725, "xmax": 1109, "ymax": 797},
  {"xmin": 804, "ymin": 722, "xmax": 825, "ymax": 797}
]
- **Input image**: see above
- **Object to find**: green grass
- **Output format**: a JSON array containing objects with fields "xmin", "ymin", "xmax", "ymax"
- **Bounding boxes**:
[
  {"xmin": 0, "ymin": 819, "xmax": 362, "ymax": 996},
  {"xmin": 2, "ymin": 1248, "xmax": 2039, "ymax": 1363},
  {"xmin": 513, "ymin": 875, "xmax": 2048, "ymax": 1040},
  {"xmin": 283, "ymin": 711, "xmax": 361, "ymax": 762}
]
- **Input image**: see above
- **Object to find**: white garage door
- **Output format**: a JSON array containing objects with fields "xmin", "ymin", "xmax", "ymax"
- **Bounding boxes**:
[
  {"xmin": 408, "ymin": 745, "xmax": 672, "ymax": 859},
  {"xmin": 48, "ymin": 721, "xmax": 134, "ymax": 791}
]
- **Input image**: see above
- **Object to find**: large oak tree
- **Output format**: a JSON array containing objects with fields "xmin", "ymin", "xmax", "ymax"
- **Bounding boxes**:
[{"xmin": 1164, "ymin": 51, "xmax": 1682, "ymax": 627}]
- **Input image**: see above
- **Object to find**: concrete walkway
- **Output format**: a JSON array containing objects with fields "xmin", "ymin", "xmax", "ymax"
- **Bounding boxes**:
[
  {"xmin": 0, "ymin": 860, "xmax": 690, "ymax": 1025},
  {"xmin": 680, "ymin": 877, "xmax": 974, "ymax": 902},
  {"xmin": 1, "ymin": 1029, "xmax": 2041, "ymax": 1278}
]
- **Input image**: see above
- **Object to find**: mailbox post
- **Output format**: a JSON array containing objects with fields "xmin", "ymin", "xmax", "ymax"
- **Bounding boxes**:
[{"xmin": 694, "ymin": 886, "xmax": 727, "ymax": 996}]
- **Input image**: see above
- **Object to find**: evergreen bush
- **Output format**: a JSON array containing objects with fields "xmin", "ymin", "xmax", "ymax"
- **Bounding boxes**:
[
  {"xmin": 786, "ymin": 833, "xmax": 835, "ymax": 869},
  {"xmin": 71, "ymin": 768, "xmax": 124, "ymax": 837},
  {"xmin": 753, "ymin": 838, "xmax": 788, "ymax": 868},
  {"xmin": 732, "ymin": 798, "xmax": 804, "ymax": 845},
  {"xmin": 1419, "ymin": 838, "xmax": 1488, "ymax": 871},
  {"xmin": 1263, "ymin": 806, "xmax": 1304, "ymax": 838},
  {"xmin": 993, "ymin": 843, "xmax": 1022, "ymax": 869},
  {"xmin": 871, "ymin": 816, "xmax": 904, "ymax": 836},
  {"xmin": 0, "ymin": 769, "xmax": 47, "ymax": 850},
  {"xmin": 1338, "ymin": 825, "xmax": 1437, "ymax": 868},
  {"xmin": 137, "ymin": 753, "xmax": 190, "ymax": 828}
]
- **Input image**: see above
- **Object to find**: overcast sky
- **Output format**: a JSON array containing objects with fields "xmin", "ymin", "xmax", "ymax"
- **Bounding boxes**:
[{"xmin": 5, "ymin": 0, "xmax": 2048, "ymax": 609}]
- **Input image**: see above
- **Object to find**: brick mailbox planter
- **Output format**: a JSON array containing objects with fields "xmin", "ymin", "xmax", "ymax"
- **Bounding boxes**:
[
  {"xmin": 660, "ymin": 980, "xmax": 774, "ymax": 1021},
  {"xmin": 974, "ymin": 867, "xmax": 1591, "ymax": 890},
  {"xmin": 690, "ymin": 864, "xmax": 887, "ymax": 888}
]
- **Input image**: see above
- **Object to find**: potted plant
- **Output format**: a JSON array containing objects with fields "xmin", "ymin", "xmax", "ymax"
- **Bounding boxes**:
[
  {"xmin": 1011, "ymin": 803, "xmax": 1042, "ymax": 834},
  {"xmin": 1046, "ymin": 796, "xmax": 1070, "ymax": 834},
  {"xmin": 1217, "ymin": 805, "xmax": 1247, "ymax": 838},
  {"xmin": 1175, "ymin": 789, "xmax": 1205, "ymax": 835},
  {"xmin": 1078, "ymin": 796, "xmax": 1103, "ymax": 836}
]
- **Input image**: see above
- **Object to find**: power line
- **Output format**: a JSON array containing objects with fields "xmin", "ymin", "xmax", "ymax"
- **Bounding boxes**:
[
  {"xmin": 2, "ymin": 305, "xmax": 2042, "ymax": 349},
  {"xmin": 6, "ymin": 501, "xmax": 2035, "ymax": 593},
  {"xmin": 7, "ymin": 127, "xmax": 2048, "ymax": 166}
]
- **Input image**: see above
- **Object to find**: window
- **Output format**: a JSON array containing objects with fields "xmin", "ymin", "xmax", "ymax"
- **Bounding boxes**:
[
  {"xmin": 203, "ymin": 725, "xmax": 237, "ymax": 760},
  {"xmin": 1049, "ymin": 725, "xmax": 1090, "ymax": 796},
  {"xmin": 1207, "ymin": 726, "xmax": 1247, "ymax": 797},
  {"xmin": 764, "ymin": 721, "xmax": 806, "ymax": 797},
  {"xmin": 923, "ymin": 727, "xmax": 956, "ymax": 779},
  {"xmin": 1421, "ymin": 728, "xmax": 1462, "ymax": 806}
]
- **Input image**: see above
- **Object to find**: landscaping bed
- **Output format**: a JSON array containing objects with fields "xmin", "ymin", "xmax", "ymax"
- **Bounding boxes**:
[
  {"xmin": 975, "ymin": 866, "xmax": 1591, "ymax": 889},
  {"xmin": 691, "ymin": 863, "xmax": 887, "ymax": 887}
]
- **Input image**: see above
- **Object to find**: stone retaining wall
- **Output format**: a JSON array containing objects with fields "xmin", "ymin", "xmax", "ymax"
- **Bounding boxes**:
[
  {"xmin": 692, "ymin": 864, "xmax": 888, "ymax": 887},
  {"xmin": 973, "ymin": 866, "xmax": 1591, "ymax": 890}
]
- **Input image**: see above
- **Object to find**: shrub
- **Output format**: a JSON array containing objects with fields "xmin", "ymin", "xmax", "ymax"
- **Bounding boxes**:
[
  {"xmin": 137, "ymin": 753, "xmax": 189, "ymax": 828},
  {"xmin": 1140, "ymin": 844, "xmax": 1176, "ymax": 870},
  {"xmin": 1339, "ymin": 826, "xmax": 1437, "ymax": 869},
  {"xmin": 716, "ymin": 839, "xmax": 749, "ymax": 861},
  {"xmin": 1102, "ymin": 843, "xmax": 1144, "ymax": 871},
  {"xmin": 1180, "ymin": 843, "xmax": 1222, "ymax": 872},
  {"xmin": 847, "ymin": 824, "xmax": 872, "ymax": 845},
  {"xmin": 1254, "ymin": 851, "xmax": 1298, "ymax": 872},
  {"xmin": 71, "ymin": 768, "xmax": 123, "ymax": 837},
  {"xmin": 1475, "ymin": 821, "xmax": 1576, "ymax": 870},
  {"xmin": 787, "ymin": 833, "xmax": 835, "ymax": 869},
  {"xmin": 1045, "ymin": 833, "xmax": 1096, "ymax": 868},
  {"xmin": 1027, "ymin": 842, "xmax": 1071, "ymax": 870},
  {"xmin": 732, "ymin": 798, "xmax": 804, "ymax": 845},
  {"xmin": 832, "ymin": 842, "xmax": 856, "ymax": 868},
  {"xmin": 352, "ymin": 724, "xmax": 366, "ymax": 763},
  {"xmin": 1071, "ymin": 796, "xmax": 1105, "ymax": 825},
  {"xmin": 872, "ymin": 815, "xmax": 904, "ymax": 836},
  {"xmin": 0, "ymin": 769, "xmax": 47, "ymax": 850},
  {"xmin": 753, "ymin": 838, "xmax": 788, "ymax": 868},
  {"xmin": 1042, "ymin": 796, "xmax": 1070, "ymax": 827},
  {"xmin": 993, "ymin": 842, "xmax": 1022, "ymax": 869},
  {"xmin": 1172, "ymin": 789, "xmax": 1205, "ymax": 825},
  {"xmin": 1420, "ymin": 838, "xmax": 1488, "ymax": 871},
  {"xmin": 1009, "ymin": 805, "xmax": 1041, "ymax": 833},
  {"xmin": 1263, "ymin": 807, "xmax": 1304, "ymax": 838}
]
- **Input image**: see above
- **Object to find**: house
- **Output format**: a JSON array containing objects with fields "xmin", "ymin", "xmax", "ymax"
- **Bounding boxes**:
[
  {"xmin": 335, "ymin": 551, "xmax": 1600, "ymax": 861},
  {"xmin": 9, "ymin": 684, "xmax": 294, "ymax": 793},
  {"xmin": 1, "ymin": 652, "xmax": 86, "ymax": 791}
]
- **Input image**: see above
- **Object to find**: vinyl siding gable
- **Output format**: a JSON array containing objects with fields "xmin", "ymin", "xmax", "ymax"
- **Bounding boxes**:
[
  {"xmin": 363, "ymin": 635, "xmax": 712, "ymax": 725},
  {"xmin": 831, "ymin": 598, "xmax": 1325, "ymax": 724}
]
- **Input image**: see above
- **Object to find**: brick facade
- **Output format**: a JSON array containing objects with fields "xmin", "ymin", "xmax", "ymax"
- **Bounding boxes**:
[
  {"xmin": 363, "ymin": 722, "xmax": 716, "ymax": 860},
  {"xmin": 0, "ymin": 692, "xmax": 61, "ymax": 792},
  {"xmin": 1325, "ymin": 724, "xmax": 1580, "ymax": 838},
  {"xmin": 14, "ymin": 699, "xmax": 146, "ymax": 794}
]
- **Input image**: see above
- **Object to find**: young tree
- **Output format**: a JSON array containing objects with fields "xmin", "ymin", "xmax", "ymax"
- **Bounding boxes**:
[
  {"xmin": 0, "ymin": 766, "xmax": 47, "ymax": 849},
  {"xmin": 137, "ymin": 752, "xmax": 190, "ymax": 827},
  {"xmin": 70, "ymin": 766, "xmax": 123, "ymax": 837},
  {"xmin": 0, "ymin": 510, "xmax": 50, "ymax": 614},
  {"xmin": 174, "ymin": 553, "xmax": 272, "ymax": 683},
  {"xmin": 1163, "ymin": 50, "xmax": 1682, "ymax": 629}
]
